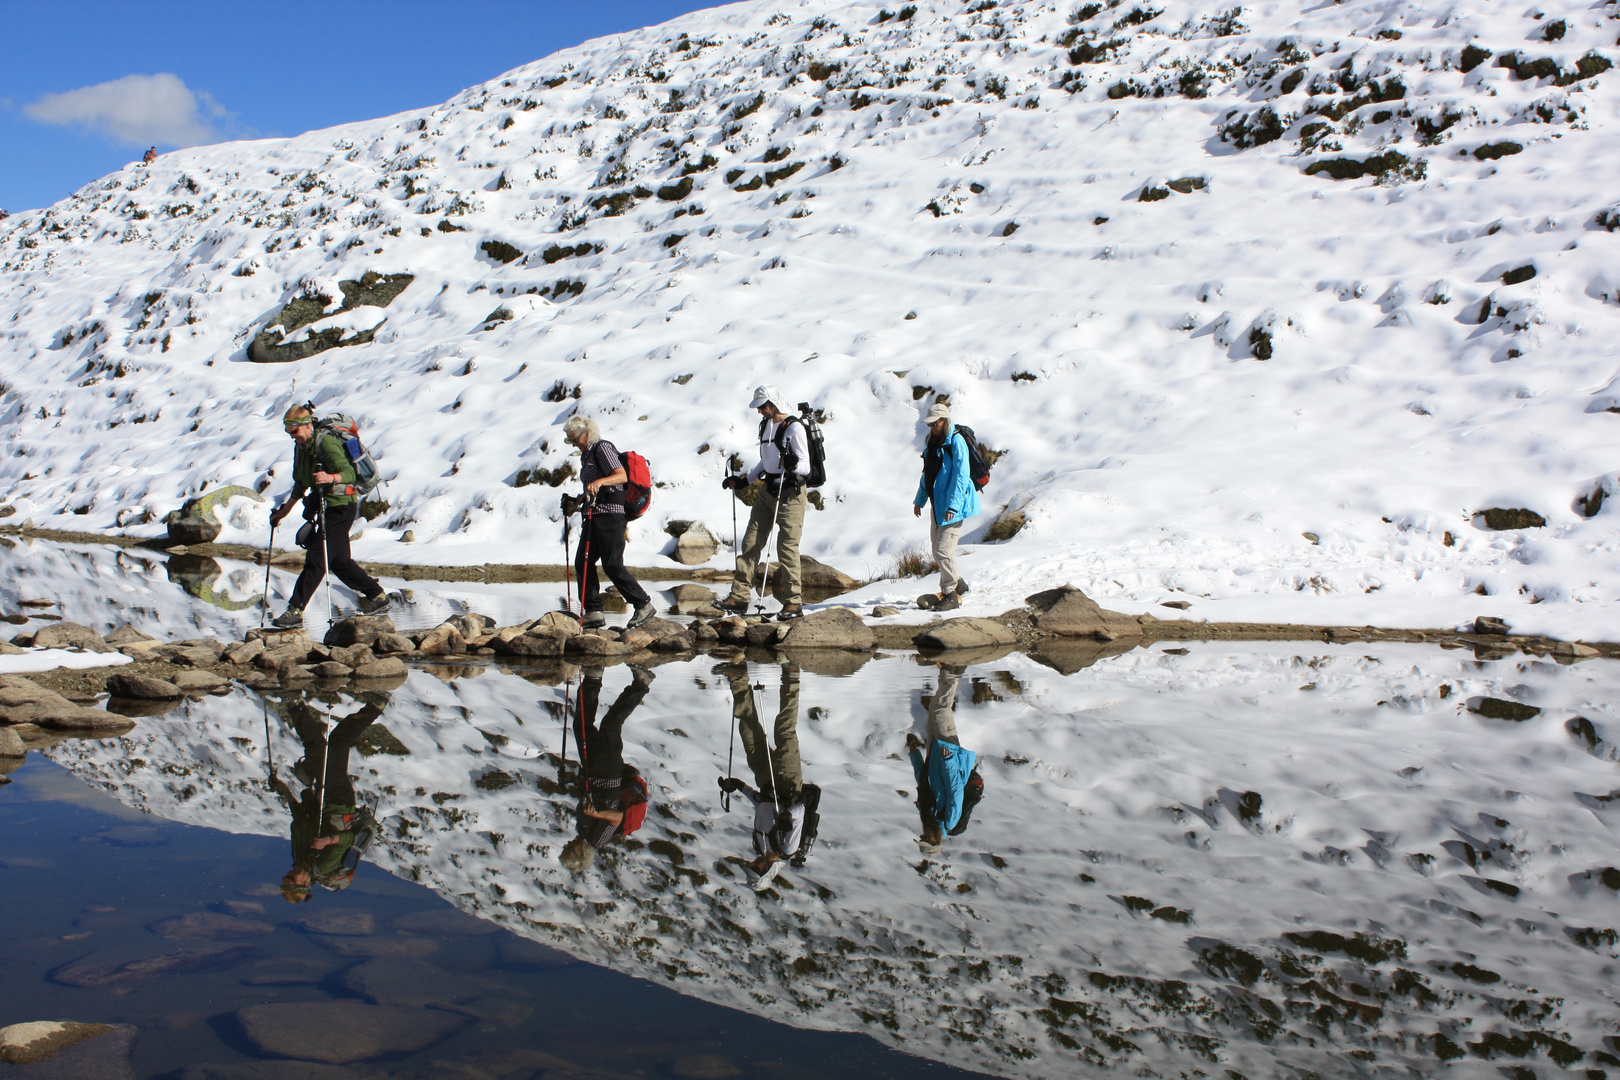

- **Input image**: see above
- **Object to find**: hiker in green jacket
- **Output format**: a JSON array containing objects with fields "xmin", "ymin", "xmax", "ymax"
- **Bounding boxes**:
[
  {"xmin": 269, "ymin": 405, "xmax": 387, "ymax": 628},
  {"xmin": 273, "ymin": 694, "xmax": 384, "ymax": 902}
]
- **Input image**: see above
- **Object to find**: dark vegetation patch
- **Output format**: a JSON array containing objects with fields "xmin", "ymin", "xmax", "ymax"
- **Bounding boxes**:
[
  {"xmin": 542, "ymin": 241, "xmax": 603, "ymax": 264},
  {"xmin": 1460, "ymin": 44, "xmax": 1492, "ymax": 72},
  {"xmin": 1473, "ymin": 141, "xmax": 1523, "ymax": 160},
  {"xmin": 1477, "ymin": 506, "xmax": 1544, "ymax": 529},
  {"xmin": 589, "ymin": 187, "xmax": 654, "ymax": 217},
  {"xmin": 656, "ymin": 176, "xmax": 694, "ymax": 201},
  {"xmin": 1500, "ymin": 263, "xmax": 1535, "ymax": 285},
  {"xmin": 249, "ymin": 272, "xmax": 413, "ymax": 364},
  {"xmin": 1496, "ymin": 51, "xmax": 1612, "ymax": 86},
  {"xmin": 1469, "ymin": 697, "xmax": 1540, "ymax": 722},
  {"xmin": 1304, "ymin": 150, "xmax": 1425, "ymax": 183},
  {"xmin": 480, "ymin": 239, "xmax": 522, "ymax": 264}
]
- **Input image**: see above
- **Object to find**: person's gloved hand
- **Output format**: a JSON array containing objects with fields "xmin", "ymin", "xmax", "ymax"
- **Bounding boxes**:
[
  {"xmin": 718, "ymin": 776, "xmax": 744, "ymax": 793},
  {"xmin": 721, "ymin": 475, "xmax": 740, "ymax": 491},
  {"xmin": 560, "ymin": 493, "xmax": 581, "ymax": 516},
  {"xmin": 270, "ymin": 502, "xmax": 291, "ymax": 527},
  {"xmin": 905, "ymin": 733, "xmax": 924, "ymax": 752}
]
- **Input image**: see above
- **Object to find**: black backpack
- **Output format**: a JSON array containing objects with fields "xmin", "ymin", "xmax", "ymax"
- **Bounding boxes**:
[
  {"xmin": 789, "ymin": 783, "xmax": 823, "ymax": 867},
  {"xmin": 762, "ymin": 411, "xmax": 827, "ymax": 489},
  {"xmin": 947, "ymin": 770, "xmax": 984, "ymax": 837},
  {"xmin": 952, "ymin": 426, "xmax": 992, "ymax": 492}
]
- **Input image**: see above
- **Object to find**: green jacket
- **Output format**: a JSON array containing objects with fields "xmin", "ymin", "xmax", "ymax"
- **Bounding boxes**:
[{"xmin": 288, "ymin": 432, "xmax": 358, "ymax": 508}]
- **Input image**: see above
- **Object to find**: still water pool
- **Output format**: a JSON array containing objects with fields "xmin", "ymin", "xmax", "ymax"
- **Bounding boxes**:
[{"xmin": 4, "ymin": 540, "xmax": 1620, "ymax": 1079}]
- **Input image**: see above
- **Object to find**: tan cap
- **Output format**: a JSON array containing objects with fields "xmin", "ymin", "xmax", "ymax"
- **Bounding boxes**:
[{"xmin": 925, "ymin": 400, "xmax": 950, "ymax": 424}]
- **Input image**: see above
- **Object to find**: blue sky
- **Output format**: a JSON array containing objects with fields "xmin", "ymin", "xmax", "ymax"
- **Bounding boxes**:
[{"xmin": 0, "ymin": 1, "xmax": 724, "ymax": 213}]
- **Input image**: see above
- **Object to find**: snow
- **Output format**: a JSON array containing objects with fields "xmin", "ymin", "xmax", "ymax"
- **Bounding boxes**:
[
  {"xmin": 3, "ymin": 0, "xmax": 1619, "ymax": 636},
  {"xmin": 0, "ymin": 648, "xmax": 131, "ymax": 673}
]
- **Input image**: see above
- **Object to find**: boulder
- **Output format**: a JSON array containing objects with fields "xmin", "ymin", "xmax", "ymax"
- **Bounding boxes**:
[
  {"xmin": 234, "ymin": 1001, "xmax": 466, "ymax": 1064},
  {"xmin": 772, "ymin": 556, "xmax": 861, "ymax": 598},
  {"xmin": 103, "ymin": 625, "xmax": 155, "ymax": 646},
  {"xmin": 671, "ymin": 522, "xmax": 720, "ymax": 565},
  {"xmin": 371, "ymin": 633, "xmax": 416, "ymax": 655},
  {"xmin": 779, "ymin": 607, "xmax": 875, "ymax": 651},
  {"xmin": 245, "ymin": 628, "xmax": 313, "ymax": 650},
  {"xmin": 913, "ymin": 617, "xmax": 1018, "ymax": 651},
  {"xmin": 353, "ymin": 657, "xmax": 408, "ymax": 680},
  {"xmin": 494, "ymin": 630, "xmax": 568, "ymax": 657},
  {"xmin": 0, "ymin": 641, "xmax": 22, "ymax": 656},
  {"xmin": 671, "ymin": 583, "xmax": 717, "ymax": 602},
  {"xmin": 171, "ymin": 670, "xmax": 230, "ymax": 694},
  {"xmin": 533, "ymin": 611, "xmax": 582, "ymax": 636},
  {"xmin": 165, "ymin": 645, "xmax": 223, "ymax": 667},
  {"xmin": 872, "ymin": 605, "xmax": 900, "ymax": 617},
  {"xmin": 1025, "ymin": 585, "xmax": 1144, "ymax": 641},
  {"xmin": 31, "ymin": 622, "xmax": 113, "ymax": 653},
  {"xmin": 691, "ymin": 621, "xmax": 720, "ymax": 642},
  {"xmin": 745, "ymin": 622, "xmax": 787, "ymax": 647},
  {"xmin": 1474, "ymin": 616, "xmax": 1510, "ymax": 636},
  {"xmin": 310, "ymin": 662, "xmax": 353, "ymax": 679},
  {"xmin": 106, "ymin": 673, "xmax": 184, "ymax": 700},
  {"xmin": 236, "ymin": 671, "xmax": 279, "ymax": 690},
  {"xmin": 691, "ymin": 604, "xmax": 726, "ymax": 619},
  {"xmin": 415, "ymin": 624, "xmax": 466, "ymax": 657},
  {"xmin": 446, "ymin": 614, "xmax": 493, "ymax": 640},
  {"xmin": 0, "ymin": 1020, "xmax": 137, "ymax": 1078},
  {"xmin": 1477, "ymin": 507, "xmax": 1546, "ymax": 530},
  {"xmin": 164, "ymin": 486, "xmax": 264, "ymax": 546},
  {"xmin": 151, "ymin": 912, "xmax": 275, "ymax": 940},
  {"xmin": 634, "ymin": 615, "xmax": 688, "ymax": 640},
  {"xmin": 650, "ymin": 631, "xmax": 697, "ymax": 652},
  {"xmin": 324, "ymin": 615, "xmax": 396, "ymax": 648},
  {"xmin": 713, "ymin": 618, "xmax": 749, "ymax": 644},
  {"xmin": 564, "ymin": 634, "xmax": 635, "ymax": 657},
  {"xmin": 622, "ymin": 629, "xmax": 656, "ymax": 650},
  {"xmin": 222, "ymin": 639, "xmax": 265, "ymax": 665},
  {"xmin": 337, "ymin": 957, "xmax": 481, "ymax": 1008},
  {"xmin": 327, "ymin": 645, "xmax": 374, "ymax": 668},
  {"xmin": 0, "ymin": 727, "xmax": 24, "ymax": 757}
]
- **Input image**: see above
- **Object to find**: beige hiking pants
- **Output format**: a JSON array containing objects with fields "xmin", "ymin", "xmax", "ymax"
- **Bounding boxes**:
[{"xmin": 730, "ymin": 481, "xmax": 807, "ymax": 606}]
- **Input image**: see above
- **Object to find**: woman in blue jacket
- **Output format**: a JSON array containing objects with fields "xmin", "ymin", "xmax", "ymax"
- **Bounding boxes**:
[
  {"xmin": 913, "ymin": 400, "xmax": 980, "ymax": 611},
  {"xmin": 907, "ymin": 664, "xmax": 983, "ymax": 854}
]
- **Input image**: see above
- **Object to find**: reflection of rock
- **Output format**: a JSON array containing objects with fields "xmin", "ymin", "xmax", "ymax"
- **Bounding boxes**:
[
  {"xmin": 164, "ymin": 553, "xmax": 260, "ymax": 611},
  {"xmin": 1026, "ymin": 637, "xmax": 1139, "ymax": 675},
  {"xmin": 0, "ymin": 1020, "xmax": 136, "ymax": 1079},
  {"xmin": 1026, "ymin": 585, "xmax": 1143, "ymax": 641},
  {"xmin": 779, "ymin": 648, "xmax": 872, "ymax": 678},
  {"xmin": 913, "ymin": 617, "xmax": 1017, "ymax": 651},
  {"xmin": 779, "ymin": 607, "xmax": 874, "ymax": 651},
  {"xmin": 51, "ymin": 945, "xmax": 264, "ymax": 987},
  {"xmin": 234, "ymin": 1001, "xmax": 465, "ymax": 1064},
  {"xmin": 771, "ymin": 556, "xmax": 860, "ymax": 599},
  {"xmin": 0, "ymin": 727, "xmax": 24, "ymax": 757}
]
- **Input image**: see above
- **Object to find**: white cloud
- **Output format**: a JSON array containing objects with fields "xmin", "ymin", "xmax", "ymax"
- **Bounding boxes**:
[{"xmin": 24, "ymin": 73, "xmax": 230, "ymax": 148}]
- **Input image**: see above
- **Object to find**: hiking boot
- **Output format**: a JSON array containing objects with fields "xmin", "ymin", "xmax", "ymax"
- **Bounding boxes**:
[
  {"xmin": 776, "ymin": 604, "xmax": 804, "ymax": 621},
  {"xmin": 915, "ymin": 593, "xmax": 937, "ymax": 611},
  {"xmin": 271, "ymin": 607, "xmax": 305, "ymax": 629},
  {"xmin": 581, "ymin": 610, "xmax": 607, "ymax": 629},
  {"xmin": 358, "ymin": 592, "xmax": 390, "ymax": 615},
  {"xmin": 934, "ymin": 594, "xmax": 962, "ymax": 612},
  {"xmin": 628, "ymin": 663, "xmax": 656, "ymax": 689},
  {"xmin": 627, "ymin": 603, "xmax": 656, "ymax": 628},
  {"xmin": 956, "ymin": 579, "xmax": 970, "ymax": 596},
  {"xmin": 716, "ymin": 595, "xmax": 751, "ymax": 615}
]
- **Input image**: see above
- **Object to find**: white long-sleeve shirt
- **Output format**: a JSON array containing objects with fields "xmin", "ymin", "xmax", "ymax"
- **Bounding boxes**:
[{"xmin": 747, "ymin": 417, "xmax": 811, "ymax": 483}]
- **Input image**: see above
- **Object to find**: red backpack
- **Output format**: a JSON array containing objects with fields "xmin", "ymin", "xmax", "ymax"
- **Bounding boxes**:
[
  {"xmin": 617, "ymin": 769, "xmax": 650, "ymax": 837},
  {"xmin": 622, "ymin": 451, "xmax": 652, "ymax": 520}
]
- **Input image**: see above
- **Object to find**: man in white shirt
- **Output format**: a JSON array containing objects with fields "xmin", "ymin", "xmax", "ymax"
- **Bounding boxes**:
[{"xmin": 720, "ymin": 385, "xmax": 810, "ymax": 619}]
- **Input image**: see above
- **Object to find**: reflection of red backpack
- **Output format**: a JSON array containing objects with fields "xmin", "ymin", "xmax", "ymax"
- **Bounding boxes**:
[
  {"xmin": 618, "ymin": 768, "xmax": 650, "ymax": 837},
  {"xmin": 622, "ymin": 451, "xmax": 652, "ymax": 520}
]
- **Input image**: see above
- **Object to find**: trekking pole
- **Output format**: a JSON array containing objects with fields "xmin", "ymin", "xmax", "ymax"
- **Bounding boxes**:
[
  {"xmin": 729, "ymin": 469, "xmax": 739, "ymax": 560},
  {"xmin": 557, "ymin": 677, "xmax": 571, "ymax": 788},
  {"xmin": 260, "ymin": 521, "xmax": 276, "ymax": 628},
  {"xmin": 578, "ymin": 503, "xmax": 593, "ymax": 622},
  {"xmin": 561, "ymin": 507, "xmax": 575, "ymax": 616},
  {"xmin": 318, "ymin": 493, "xmax": 333, "ymax": 629},
  {"xmin": 722, "ymin": 704, "xmax": 737, "ymax": 813}
]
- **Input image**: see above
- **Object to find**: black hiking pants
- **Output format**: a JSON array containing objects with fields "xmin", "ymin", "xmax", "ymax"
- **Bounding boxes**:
[
  {"xmin": 290, "ymin": 501, "xmax": 382, "ymax": 612},
  {"xmin": 575, "ymin": 674, "xmax": 648, "ymax": 782},
  {"xmin": 575, "ymin": 511, "xmax": 650, "ymax": 613}
]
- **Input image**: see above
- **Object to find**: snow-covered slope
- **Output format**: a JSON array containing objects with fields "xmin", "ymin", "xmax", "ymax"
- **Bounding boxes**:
[
  {"xmin": 4, "ymin": 0, "xmax": 1619, "ymax": 635},
  {"xmin": 42, "ymin": 651, "xmax": 1620, "ymax": 1078}
]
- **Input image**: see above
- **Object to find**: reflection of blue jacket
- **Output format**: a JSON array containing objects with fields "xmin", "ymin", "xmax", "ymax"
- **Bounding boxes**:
[
  {"xmin": 914, "ymin": 425, "xmax": 980, "ymax": 528},
  {"xmin": 910, "ymin": 738, "xmax": 977, "ymax": 833}
]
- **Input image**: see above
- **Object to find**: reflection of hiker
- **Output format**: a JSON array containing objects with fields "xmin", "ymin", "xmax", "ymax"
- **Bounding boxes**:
[
  {"xmin": 718, "ymin": 662, "xmax": 820, "ymax": 883},
  {"xmin": 143, "ymin": 147, "xmax": 158, "ymax": 164},
  {"xmin": 719, "ymin": 385, "xmax": 810, "ymax": 620},
  {"xmin": 559, "ymin": 665, "xmax": 653, "ymax": 872},
  {"xmin": 908, "ymin": 665, "xmax": 983, "ymax": 854},
  {"xmin": 269, "ymin": 404, "xmax": 387, "ymax": 627},
  {"xmin": 561, "ymin": 415, "xmax": 654, "ymax": 630},
  {"xmin": 913, "ymin": 400, "xmax": 979, "ymax": 612},
  {"xmin": 271, "ymin": 695, "xmax": 384, "ymax": 901}
]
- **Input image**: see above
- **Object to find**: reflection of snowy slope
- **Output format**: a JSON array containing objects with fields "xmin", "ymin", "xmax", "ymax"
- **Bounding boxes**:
[
  {"xmin": 4, "ymin": 0, "xmax": 1620, "ymax": 636},
  {"xmin": 42, "ymin": 649, "xmax": 1620, "ymax": 1078}
]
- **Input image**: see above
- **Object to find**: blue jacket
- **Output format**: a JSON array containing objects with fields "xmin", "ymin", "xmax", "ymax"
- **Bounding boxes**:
[
  {"xmin": 914, "ymin": 425, "xmax": 980, "ymax": 528},
  {"xmin": 910, "ymin": 738, "xmax": 977, "ymax": 833}
]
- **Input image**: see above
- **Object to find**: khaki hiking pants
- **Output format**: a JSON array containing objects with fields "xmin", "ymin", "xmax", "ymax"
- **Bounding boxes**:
[
  {"xmin": 730, "ymin": 665, "xmax": 803, "ymax": 801},
  {"xmin": 730, "ymin": 481, "xmax": 807, "ymax": 606},
  {"xmin": 930, "ymin": 519, "xmax": 963, "ymax": 597},
  {"xmin": 926, "ymin": 667, "xmax": 962, "ymax": 746}
]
